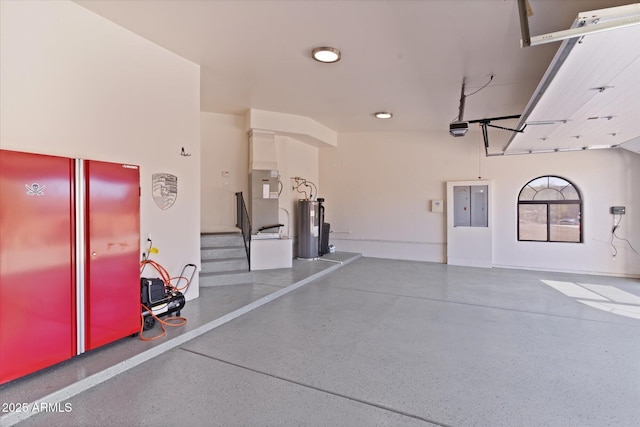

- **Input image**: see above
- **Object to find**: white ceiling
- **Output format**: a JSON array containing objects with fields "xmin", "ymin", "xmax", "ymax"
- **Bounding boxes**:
[{"xmin": 74, "ymin": 0, "xmax": 638, "ymax": 153}]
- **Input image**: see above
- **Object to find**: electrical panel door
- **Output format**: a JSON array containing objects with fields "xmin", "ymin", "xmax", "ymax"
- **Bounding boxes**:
[
  {"xmin": 453, "ymin": 186, "xmax": 471, "ymax": 227},
  {"xmin": 470, "ymin": 185, "xmax": 488, "ymax": 227},
  {"xmin": 84, "ymin": 160, "xmax": 140, "ymax": 350},
  {"xmin": 0, "ymin": 150, "xmax": 76, "ymax": 385},
  {"xmin": 454, "ymin": 185, "xmax": 488, "ymax": 227}
]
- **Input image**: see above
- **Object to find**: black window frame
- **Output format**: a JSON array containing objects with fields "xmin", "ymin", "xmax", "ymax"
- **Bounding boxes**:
[{"xmin": 517, "ymin": 175, "xmax": 583, "ymax": 243}]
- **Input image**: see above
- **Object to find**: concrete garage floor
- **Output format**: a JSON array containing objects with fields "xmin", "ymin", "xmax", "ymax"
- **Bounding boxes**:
[{"xmin": 3, "ymin": 257, "xmax": 639, "ymax": 427}]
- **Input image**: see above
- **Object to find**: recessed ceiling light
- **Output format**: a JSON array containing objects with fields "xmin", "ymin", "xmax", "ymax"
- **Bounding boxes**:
[
  {"xmin": 374, "ymin": 112, "xmax": 393, "ymax": 119},
  {"xmin": 312, "ymin": 47, "xmax": 341, "ymax": 63}
]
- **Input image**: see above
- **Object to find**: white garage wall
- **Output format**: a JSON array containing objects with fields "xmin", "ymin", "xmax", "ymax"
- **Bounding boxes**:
[
  {"xmin": 489, "ymin": 147, "xmax": 640, "ymax": 277},
  {"xmin": 319, "ymin": 132, "xmax": 473, "ymax": 263},
  {"xmin": 319, "ymin": 132, "xmax": 640, "ymax": 277},
  {"xmin": 201, "ymin": 112, "xmax": 249, "ymax": 233},
  {"xmin": 200, "ymin": 113, "xmax": 319, "ymax": 246},
  {"xmin": 0, "ymin": 0, "xmax": 201, "ymax": 298},
  {"xmin": 11, "ymin": 1, "xmax": 631, "ymax": 281},
  {"xmin": 275, "ymin": 136, "xmax": 319, "ymax": 243}
]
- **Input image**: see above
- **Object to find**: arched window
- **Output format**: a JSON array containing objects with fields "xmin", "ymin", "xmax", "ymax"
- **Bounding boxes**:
[{"xmin": 517, "ymin": 176, "xmax": 582, "ymax": 243}]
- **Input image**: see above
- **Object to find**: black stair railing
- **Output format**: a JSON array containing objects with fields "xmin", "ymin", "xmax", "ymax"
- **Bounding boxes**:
[{"xmin": 235, "ymin": 192, "xmax": 251, "ymax": 270}]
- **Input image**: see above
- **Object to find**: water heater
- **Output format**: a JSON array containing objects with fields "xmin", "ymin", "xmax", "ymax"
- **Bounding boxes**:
[{"xmin": 297, "ymin": 200, "xmax": 319, "ymax": 259}]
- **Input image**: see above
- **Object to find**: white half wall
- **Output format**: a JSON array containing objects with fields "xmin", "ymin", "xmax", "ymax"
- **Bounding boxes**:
[
  {"xmin": 1, "ymin": 0, "xmax": 201, "ymax": 298},
  {"xmin": 319, "ymin": 131, "xmax": 640, "ymax": 277}
]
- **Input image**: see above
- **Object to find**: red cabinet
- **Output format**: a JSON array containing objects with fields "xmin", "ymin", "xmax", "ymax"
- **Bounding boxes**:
[
  {"xmin": 0, "ymin": 151, "xmax": 76, "ymax": 384},
  {"xmin": 0, "ymin": 150, "xmax": 140, "ymax": 384},
  {"xmin": 84, "ymin": 160, "xmax": 140, "ymax": 350}
]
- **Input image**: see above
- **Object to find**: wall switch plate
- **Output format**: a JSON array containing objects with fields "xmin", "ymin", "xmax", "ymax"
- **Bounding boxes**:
[
  {"xmin": 431, "ymin": 199, "xmax": 443, "ymax": 213},
  {"xmin": 611, "ymin": 206, "xmax": 625, "ymax": 214}
]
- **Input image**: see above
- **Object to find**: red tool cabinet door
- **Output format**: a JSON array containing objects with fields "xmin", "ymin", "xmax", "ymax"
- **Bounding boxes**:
[
  {"xmin": 0, "ymin": 150, "xmax": 76, "ymax": 385},
  {"xmin": 85, "ymin": 160, "xmax": 140, "ymax": 350}
]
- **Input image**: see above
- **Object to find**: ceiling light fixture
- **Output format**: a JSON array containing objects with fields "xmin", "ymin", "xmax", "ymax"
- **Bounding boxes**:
[
  {"xmin": 312, "ymin": 47, "xmax": 341, "ymax": 63},
  {"xmin": 587, "ymin": 144, "xmax": 613, "ymax": 150},
  {"xmin": 374, "ymin": 112, "xmax": 393, "ymax": 119},
  {"xmin": 526, "ymin": 120, "xmax": 568, "ymax": 125}
]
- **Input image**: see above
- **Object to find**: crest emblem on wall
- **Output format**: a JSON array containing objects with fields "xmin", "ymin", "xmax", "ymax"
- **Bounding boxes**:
[{"xmin": 152, "ymin": 173, "xmax": 177, "ymax": 210}]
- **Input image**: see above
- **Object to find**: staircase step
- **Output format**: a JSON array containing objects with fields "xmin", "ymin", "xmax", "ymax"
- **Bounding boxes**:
[
  {"xmin": 200, "ymin": 232, "xmax": 244, "ymax": 248},
  {"xmin": 201, "ymin": 246, "xmax": 247, "ymax": 260},
  {"xmin": 199, "ymin": 232, "xmax": 251, "ymax": 286},
  {"xmin": 201, "ymin": 258, "xmax": 248, "ymax": 274},
  {"xmin": 199, "ymin": 271, "xmax": 254, "ymax": 287}
]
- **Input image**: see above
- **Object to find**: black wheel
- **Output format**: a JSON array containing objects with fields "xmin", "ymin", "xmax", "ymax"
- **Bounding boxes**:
[{"xmin": 143, "ymin": 316, "xmax": 155, "ymax": 331}]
